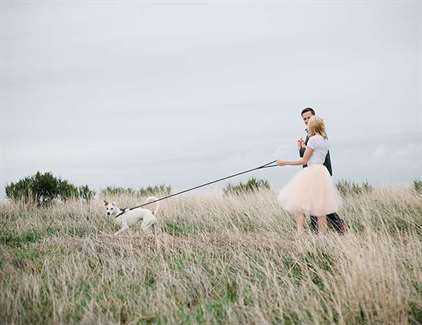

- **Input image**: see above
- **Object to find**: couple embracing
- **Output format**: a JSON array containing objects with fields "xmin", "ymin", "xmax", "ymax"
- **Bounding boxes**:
[{"xmin": 277, "ymin": 108, "xmax": 346, "ymax": 234}]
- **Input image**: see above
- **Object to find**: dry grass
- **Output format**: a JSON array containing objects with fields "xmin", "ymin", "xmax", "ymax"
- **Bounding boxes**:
[{"xmin": 1, "ymin": 188, "xmax": 421, "ymax": 324}]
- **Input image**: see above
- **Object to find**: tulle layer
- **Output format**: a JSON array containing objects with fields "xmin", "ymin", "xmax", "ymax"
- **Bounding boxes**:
[{"xmin": 278, "ymin": 165, "xmax": 342, "ymax": 216}]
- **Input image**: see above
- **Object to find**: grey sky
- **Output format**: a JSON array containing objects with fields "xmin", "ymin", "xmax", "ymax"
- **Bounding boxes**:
[{"xmin": 1, "ymin": 0, "xmax": 421, "ymax": 196}]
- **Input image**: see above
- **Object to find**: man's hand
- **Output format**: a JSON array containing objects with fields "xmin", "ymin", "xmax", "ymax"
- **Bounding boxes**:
[{"xmin": 297, "ymin": 138, "xmax": 305, "ymax": 149}]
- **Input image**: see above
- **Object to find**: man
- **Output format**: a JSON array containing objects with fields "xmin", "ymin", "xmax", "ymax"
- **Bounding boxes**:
[{"xmin": 298, "ymin": 107, "xmax": 346, "ymax": 234}]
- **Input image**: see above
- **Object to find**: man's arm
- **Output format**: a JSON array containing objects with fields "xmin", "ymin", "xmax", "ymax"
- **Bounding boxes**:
[
  {"xmin": 324, "ymin": 151, "xmax": 333, "ymax": 176},
  {"xmin": 299, "ymin": 146, "xmax": 306, "ymax": 158},
  {"xmin": 297, "ymin": 138, "xmax": 306, "ymax": 157},
  {"xmin": 298, "ymin": 136, "xmax": 309, "ymax": 168}
]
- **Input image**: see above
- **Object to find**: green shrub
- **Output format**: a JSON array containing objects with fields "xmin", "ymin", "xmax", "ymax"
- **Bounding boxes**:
[
  {"xmin": 5, "ymin": 172, "xmax": 94, "ymax": 206},
  {"xmin": 102, "ymin": 185, "xmax": 171, "ymax": 197},
  {"xmin": 413, "ymin": 180, "xmax": 422, "ymax": 193},
  {"xmin": 139, "ymin": 184, "xmax": 171, "ymax": 196},
  {"xmin": 223, "ymin": 177, "xmax": 270, "ymax": 196},
  {"xmin": 101, "ymin": 187, "xmax": 135, "ymax": 195},
  {"xmin": 336, "ymin": 179, "xmax": 373, "ymax": 196},
  {"xmin": 78, "ymin": 185, "xmax": 96, "ymax": 202},
  {"xmin": 5, "ymin": 176, "xmax": 33, "ymax": 203}
]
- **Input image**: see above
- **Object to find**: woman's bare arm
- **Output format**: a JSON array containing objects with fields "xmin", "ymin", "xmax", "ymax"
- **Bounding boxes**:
[{"xmin": 277, "ymin": 147, "xmax": 314, "ymax": 166}]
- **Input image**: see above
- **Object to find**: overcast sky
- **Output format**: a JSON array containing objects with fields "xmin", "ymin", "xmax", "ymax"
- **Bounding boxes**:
[{"xmin": 1, "ymin": 0, "xmax": 421, "ymax": 197}]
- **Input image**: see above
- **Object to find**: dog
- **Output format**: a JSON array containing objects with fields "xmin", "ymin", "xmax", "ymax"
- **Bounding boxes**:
[{"xmin": 104, "ymin": 197, "xmax": 159, "ymax": 235}]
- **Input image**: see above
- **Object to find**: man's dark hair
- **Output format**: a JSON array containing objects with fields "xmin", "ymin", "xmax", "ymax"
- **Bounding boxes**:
[{"xmin": 301, "ymin": 107, "xmax": 316, "ymax": 116}]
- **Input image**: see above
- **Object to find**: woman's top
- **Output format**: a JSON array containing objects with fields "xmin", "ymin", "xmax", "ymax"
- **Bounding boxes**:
[{"xmin": 307, "ymin": 134, "xmax": 329, "ymax": 165}]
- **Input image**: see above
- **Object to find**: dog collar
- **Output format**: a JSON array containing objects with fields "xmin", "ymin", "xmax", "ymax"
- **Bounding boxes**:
[{"xmin": 114, "ymin": 208, "xmax": 128, "ymax": 218}]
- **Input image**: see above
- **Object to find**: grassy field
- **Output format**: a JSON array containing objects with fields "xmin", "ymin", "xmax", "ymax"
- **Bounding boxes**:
[{"xmin": 1, "ymin": 188, "xmax": 421, "ymax": 324}]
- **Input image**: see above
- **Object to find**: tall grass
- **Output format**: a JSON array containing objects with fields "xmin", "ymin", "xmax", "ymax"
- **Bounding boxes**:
[{"xmin": 0, "ymin": 188, "xmax": 421, "ymax": 324}]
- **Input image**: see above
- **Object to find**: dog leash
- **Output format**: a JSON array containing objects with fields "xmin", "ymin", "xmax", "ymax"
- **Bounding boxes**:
[{"xmin": 114, "ymin": 160, "xmax": 278, "ymax": 218}]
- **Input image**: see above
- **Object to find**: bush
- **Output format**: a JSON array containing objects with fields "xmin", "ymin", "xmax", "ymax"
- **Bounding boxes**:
[
  {"xmin": 5, "ymin": 172, "xmax": 95, "ymax": 206},
  {"xmin": 101, "ymin": 187, "xmax": 135, "ymax": 196},
  {"xmin": 78, "ymin": 185, "xmax": 96, "ymax": 202},
  {"xmin": 139, "ymin": 184, "xmax": 171, "ymax": 197},
  {"xmin": 101, "ymin": 184, "xmax": 171, "ymax": 197},
  {"xmin": 336, "ymin": 179, "xmax": 373, "ymax": 196},
  {"xmin": 223, "ymin": 178, "xmax": 270, "ymax": 196},
  {"xmin": 413, "ymin": 180, "xmax": 422, "ymax": 193}
]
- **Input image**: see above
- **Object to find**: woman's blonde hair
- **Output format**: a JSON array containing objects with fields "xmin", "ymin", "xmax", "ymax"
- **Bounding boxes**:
[{"xmin": 308, "ymin": 116, "xmax": 328, "ymax": 139}]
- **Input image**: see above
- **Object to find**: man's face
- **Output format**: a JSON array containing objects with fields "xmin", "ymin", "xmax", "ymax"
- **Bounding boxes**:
[{"xmin": 302, "ymin": 111, "xmax": 314, "ymax": 126}]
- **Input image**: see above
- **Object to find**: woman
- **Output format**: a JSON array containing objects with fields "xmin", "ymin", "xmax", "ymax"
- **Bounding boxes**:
[{"xmin": 277, "ymin": 116, "xmax": 342, "ymax": 233}]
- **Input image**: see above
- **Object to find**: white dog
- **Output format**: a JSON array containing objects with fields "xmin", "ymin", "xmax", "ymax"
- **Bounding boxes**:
[{"xmin": 104, "ymin": 197, "xmax": 159, "ymax": 235}]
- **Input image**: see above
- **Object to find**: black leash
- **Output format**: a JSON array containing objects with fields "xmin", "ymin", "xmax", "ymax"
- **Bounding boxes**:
[{"xmin": 114, "ymin": 160, "xmax": 278, "ymax": 218}]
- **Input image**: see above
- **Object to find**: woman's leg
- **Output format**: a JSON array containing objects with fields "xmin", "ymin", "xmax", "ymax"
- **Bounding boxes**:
[
  {"xmin": 296, "ymin": 213, "xmax": 305, "ymax": 233},
  {"xmin": 318, "ymin": 215, "xmax": 328, "ymax": 233}
]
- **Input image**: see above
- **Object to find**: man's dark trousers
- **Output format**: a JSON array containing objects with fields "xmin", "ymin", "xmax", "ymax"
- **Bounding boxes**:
[{"xmin": 299, "ymin": 135, "xmax": 344, "ymax": 234}]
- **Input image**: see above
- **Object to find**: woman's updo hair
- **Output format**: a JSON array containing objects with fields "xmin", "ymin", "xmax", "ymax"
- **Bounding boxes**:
[{"xmin": 308, "ymin": 116, "xmax": 328, "ymax": 139}]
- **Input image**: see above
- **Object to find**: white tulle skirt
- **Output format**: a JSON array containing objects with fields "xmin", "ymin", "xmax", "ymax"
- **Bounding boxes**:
[{"xmin": 278, "ymin": 164, "xmax": 342, "ymax": 216}]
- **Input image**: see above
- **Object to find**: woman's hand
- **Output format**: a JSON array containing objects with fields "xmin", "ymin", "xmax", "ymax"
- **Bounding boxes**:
[{"xmin": 277, "ymin": 160, "xmax": 288, "ymax": 166}]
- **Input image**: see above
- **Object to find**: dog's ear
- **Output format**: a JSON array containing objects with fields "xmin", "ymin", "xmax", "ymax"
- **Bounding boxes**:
[{"xmin": 104, "ymin": 200, "xmax": 108, "ymax": 206}]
